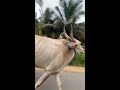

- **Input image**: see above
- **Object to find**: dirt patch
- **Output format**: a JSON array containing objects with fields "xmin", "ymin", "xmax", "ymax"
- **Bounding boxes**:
[
  {"xmin": 63, "ymin": 66, "xmax": 85, "ymax": 73},
  {"xmin": 35, "ymin": 66, "xmax": 85, "ymax": 73}
]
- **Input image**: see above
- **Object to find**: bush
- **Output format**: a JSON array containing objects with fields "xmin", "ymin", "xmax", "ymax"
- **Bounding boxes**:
[
  {"xmin": 35, "ymin": 20, "xmax": 43, "ymax": 36},
  {"xmin": 70, "ymin": 53, "xmax": 85, "ymax": 67}
]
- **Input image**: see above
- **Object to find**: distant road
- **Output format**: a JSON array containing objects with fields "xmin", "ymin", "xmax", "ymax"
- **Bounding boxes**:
[{"xmin": 35, "ymin": 69, "xmax": 85, "ymax": 90}]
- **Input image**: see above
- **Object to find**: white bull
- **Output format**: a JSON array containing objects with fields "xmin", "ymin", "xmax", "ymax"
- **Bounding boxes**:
[{"xmin": 35, "ymin": 25, "xmax": 84, "ymax": 90}]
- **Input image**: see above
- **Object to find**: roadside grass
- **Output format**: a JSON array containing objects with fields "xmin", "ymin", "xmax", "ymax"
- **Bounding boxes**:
[{"xmin": 70, "ymin": 53, "xmax": 85, "ymax": 67}]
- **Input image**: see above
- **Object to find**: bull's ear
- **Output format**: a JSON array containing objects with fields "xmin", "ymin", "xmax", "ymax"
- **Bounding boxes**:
[
  {"xmin": 68, "ymin": 43, "xmax": 78, "ymax": 49},
  {"xmin": 59, "ymin": 33, "xmax": 64, "ymax": 39}
]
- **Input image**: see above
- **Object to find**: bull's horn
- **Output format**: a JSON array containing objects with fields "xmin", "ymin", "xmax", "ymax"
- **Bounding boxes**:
[
  {"xmin": 63, "ymin": 25, "xmax": 72, "ymax": 41},
  {"xmin": 70, "ymin": 24, "xmax": 74, "ymax": 41}
]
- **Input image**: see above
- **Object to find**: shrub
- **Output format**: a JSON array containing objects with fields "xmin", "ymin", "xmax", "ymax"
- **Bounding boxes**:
[{"xmin": 70, "ymin": 53, "xmax": 85, "ymax": 67}]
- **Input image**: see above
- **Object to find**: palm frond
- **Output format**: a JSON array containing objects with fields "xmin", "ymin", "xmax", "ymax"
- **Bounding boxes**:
[
  {"xmin": 55, "ymin": 6, "xmax": 64, "ymax": 21},
  {"xmin": 59, "ymin": 0, "xmax": 69, "ymax": 22},
  {"xmin": 43, "ymin": 8, "xmax": 54, "ymax": 23},
  {"xmin": 57, "ymin": 0, "xmax": 84, "ymax": 23}
]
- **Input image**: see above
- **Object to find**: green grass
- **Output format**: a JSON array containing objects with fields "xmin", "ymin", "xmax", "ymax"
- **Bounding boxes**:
[{"xmin": 70, "ymin": 53, "xmax": 85, "ymax": 67}]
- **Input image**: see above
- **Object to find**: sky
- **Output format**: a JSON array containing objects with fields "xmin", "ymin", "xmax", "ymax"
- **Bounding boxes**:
[{"xmin": 35, "ymin": 0, "xmax": 85, "ymax": 23}]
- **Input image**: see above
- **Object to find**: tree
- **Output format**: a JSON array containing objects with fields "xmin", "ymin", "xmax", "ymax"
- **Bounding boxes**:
[
  {"xmin": 35, "ymin": 19, "xmax": 42, "ymax": 35},
  {"xmin": 35, "ymin": 0, "xmax": 85, "ymax": 44},
  {"xmin": 40, "ymin": 8, "xmax": 54, "ymax": 24},
  {"xmin": 52, "ymin": 0, "xmax": 85, "ymax": 44},
  {"xmin": 54, "ymin": 0, "xmax": 85, "ymax": 24}
]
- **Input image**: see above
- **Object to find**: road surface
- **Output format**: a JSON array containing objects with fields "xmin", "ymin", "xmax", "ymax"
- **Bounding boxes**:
[{"xmin": 35, "ymin": 69, "xmax": 85, "ymax": 90}]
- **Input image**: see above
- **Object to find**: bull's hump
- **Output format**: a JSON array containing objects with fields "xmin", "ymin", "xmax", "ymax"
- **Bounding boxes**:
[{"xmin": 35, "ymin": 35, "xmax": 67, "ymax": 49}]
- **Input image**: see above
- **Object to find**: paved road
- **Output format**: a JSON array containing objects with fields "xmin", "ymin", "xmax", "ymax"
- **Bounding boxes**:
[{"xmin": 35, "ymin": 70, "xmax": 85, "ymax": 90}]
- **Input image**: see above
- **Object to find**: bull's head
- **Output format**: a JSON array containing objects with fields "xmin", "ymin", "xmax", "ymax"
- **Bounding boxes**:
[{"xmin": 60, "ymin": 24, "xmax": 84, "ymax": 53}]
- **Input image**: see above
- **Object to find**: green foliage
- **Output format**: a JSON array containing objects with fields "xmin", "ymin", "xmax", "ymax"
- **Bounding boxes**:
[
  {"xmin": 51, "ymin": 33, "xmax": 56, "ymax": 39},
  {"xmin": 70, "ymin": 53, "xmax": 85, "ymax": 67},
  {"xmin": 35, "ymin": 20, "xmax": 42, "ymax": 35},
  {"xmin": 43, "ymin": 8, "xmax": 54, "ymax": 24},
  {"xmin": 56, "ymin": 0, "xmax": 84, "ymax": 23}
]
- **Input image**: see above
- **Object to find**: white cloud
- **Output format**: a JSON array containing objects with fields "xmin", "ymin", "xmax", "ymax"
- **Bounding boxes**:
[{"xmin": 35, "ymin": 2, "xmax": 41, "ymax": 19}]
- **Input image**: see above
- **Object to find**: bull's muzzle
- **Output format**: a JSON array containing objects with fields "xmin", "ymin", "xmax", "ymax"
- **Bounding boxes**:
[{"xmin": 80, "ymin": 47, "xmax": 85, "ymax": 53}]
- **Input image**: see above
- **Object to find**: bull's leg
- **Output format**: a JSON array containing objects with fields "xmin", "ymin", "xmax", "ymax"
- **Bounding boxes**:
[
  {"xmin": 56, "ymin": 74, "xmax": 62, "ymax": 90},
  {"xmin": 35, "ymin": 71, "xmax": 53, "ymax": 89}
]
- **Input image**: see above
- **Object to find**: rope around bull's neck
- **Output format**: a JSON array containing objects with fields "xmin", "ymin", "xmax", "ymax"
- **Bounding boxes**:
[{"xmin": 67, "ymin": 41, "xmax": 76, "ymax": 54}]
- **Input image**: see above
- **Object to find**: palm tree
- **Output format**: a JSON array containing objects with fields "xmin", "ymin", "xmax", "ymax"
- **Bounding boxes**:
[
  {"xmin": 36, "ymin": 7, "xmax": 61, "ymax": 38},
  {"xmin": 35, "ymin": 0, "xmax": 85, "ymax": 41},
  {"xmin": 40, "ymin": 8, "xmax": 54, "ymax": 24},
  {"xmin": 54, "ymin": 0, "xmax": 85, "ymax": 24},
  {"xmin": 54, "ymin": 0, "xmax": 85, "ymax": 43},
  {"xmin": 52, "ymin": 0, "xmax": 84, "ymax": 35}
]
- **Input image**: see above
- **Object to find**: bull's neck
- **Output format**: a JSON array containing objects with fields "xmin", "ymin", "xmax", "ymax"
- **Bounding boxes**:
[{"xmin": 61, "ymin": 39, "xmax": 76, "ymax": 54}]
